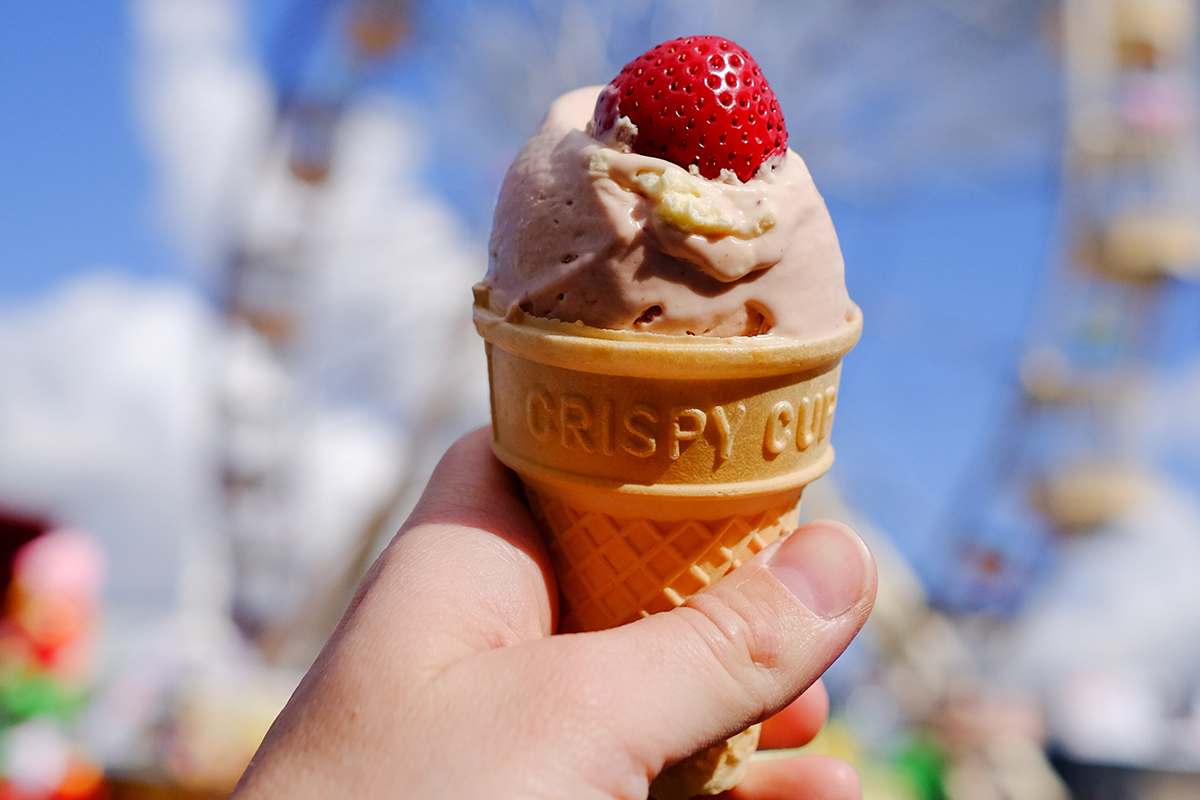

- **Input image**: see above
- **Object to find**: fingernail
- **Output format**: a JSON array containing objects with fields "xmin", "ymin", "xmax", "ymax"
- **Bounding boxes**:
[{"xmin": 767, "ymin": 522, "xmax": 867, "ymax": 619}]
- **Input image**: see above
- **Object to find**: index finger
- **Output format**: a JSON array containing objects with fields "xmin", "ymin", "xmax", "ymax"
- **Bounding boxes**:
[
  {"xmin": 339, "ymin": 427, "xmax": 557, "ymax": 673},
  {"xmin": 757, "ymin": 680, "xmax": 829, "ymax": 750}
]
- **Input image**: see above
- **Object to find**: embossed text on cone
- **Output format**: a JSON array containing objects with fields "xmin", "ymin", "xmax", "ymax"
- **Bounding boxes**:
[{"xmin": 474, "ymin": 288, "xmax": 861, "ymax": 797}]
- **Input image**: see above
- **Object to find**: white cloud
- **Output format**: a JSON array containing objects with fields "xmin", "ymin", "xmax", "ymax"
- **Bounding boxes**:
[
  {"xmin": 133, "ymin": 0, "xmax": 274, "ymax": 274},
  {"xmin": 0, "ymin": 273, "xmax": 220, "ymax": 611}
]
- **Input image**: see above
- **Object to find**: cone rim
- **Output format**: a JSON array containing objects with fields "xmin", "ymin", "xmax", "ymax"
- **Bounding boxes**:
[{"xmin": 474, "ymin": 290, "xmax": 862, "ymax": 379}]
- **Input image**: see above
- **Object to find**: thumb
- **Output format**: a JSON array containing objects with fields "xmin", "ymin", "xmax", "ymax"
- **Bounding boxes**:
[{"xmin": 548, "ymin": 520, "xmax": 877, "ymax": 780}]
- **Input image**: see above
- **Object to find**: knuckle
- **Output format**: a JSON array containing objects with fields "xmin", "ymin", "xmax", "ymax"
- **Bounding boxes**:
[{"xmin": 679, "ymin": 586, "xmax": 790, "ymax": 701}]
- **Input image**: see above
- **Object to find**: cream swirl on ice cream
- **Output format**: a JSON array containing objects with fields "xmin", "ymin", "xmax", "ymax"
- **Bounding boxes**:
[{"xmin": 480, "ymin": 86, "xmax": 855, "ymax": 340}]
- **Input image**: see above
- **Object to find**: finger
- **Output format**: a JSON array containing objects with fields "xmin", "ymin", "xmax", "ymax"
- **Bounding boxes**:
[
  {"xmin": 721, "ymin": 754, "xmax": 861, "ymax": 800},
  {"xmin": 340, "ymin": 427, "xmax": 556, "ymax": 671},
  {"xmin": 757, "ymin": 680, "xmax": 829, "ymax": 750},
  {"xmin": 497, "ymin": 520, "xmax": 875, "ymax": 783},
  {"xmin": 620, "ymin": 520, "xmax": 875, "ymax": 769}
]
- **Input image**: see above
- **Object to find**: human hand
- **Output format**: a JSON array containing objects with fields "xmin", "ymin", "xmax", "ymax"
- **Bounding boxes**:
[{"xmin": 232, "ymin": 428, "xmax": 877, "ymax": 800}]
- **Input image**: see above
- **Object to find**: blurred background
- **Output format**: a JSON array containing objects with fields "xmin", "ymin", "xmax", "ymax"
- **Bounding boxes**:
[{"xmin": 2, "ymin": 0, "xmax": 1200, "ymax": 797}]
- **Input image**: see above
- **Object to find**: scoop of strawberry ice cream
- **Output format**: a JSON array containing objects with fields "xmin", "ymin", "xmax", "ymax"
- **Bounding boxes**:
[{"xmin": 479, "ymin": 85, "xmax": 856, "ymax": 340}]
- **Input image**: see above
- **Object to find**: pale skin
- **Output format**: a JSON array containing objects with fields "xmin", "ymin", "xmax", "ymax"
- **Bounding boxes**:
[{"xmin": 232, "ymin": 428, "xmax": 878, "ymax": 800}]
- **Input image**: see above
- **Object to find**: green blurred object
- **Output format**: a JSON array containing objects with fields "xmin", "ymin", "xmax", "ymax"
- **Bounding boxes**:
[
  {"xmin": 892, "ymin": 733, "xmax": 948, "ymax": 800},
  {"xmin": 0, "ymin": 665, "xmax": 87, "ymax": 725}
]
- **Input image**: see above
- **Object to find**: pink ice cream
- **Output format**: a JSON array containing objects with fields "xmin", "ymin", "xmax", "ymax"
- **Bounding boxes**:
[{"xmin": 479, "ymin": 86, "xmax": 856, "ymax": 340}]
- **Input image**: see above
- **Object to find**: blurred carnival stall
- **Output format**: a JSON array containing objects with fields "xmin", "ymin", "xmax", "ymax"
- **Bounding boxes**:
[{"xmin": 904, "ymin": 1, "xmax": 1200, "ymax": 799}]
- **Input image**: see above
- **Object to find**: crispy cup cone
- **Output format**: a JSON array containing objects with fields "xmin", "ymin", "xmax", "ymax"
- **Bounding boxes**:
[{"xmin": 474, "ymin": 286, "xmax": 861, "ymax": 798}]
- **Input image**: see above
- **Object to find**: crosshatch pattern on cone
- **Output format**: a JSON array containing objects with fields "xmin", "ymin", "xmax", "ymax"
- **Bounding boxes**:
[
  {"xmin": 488, "ymin": 345, "xmax": 843, "ymax": 489},
  {"xmin": 528, "ymin": 489, "xmax": 798, "ymax": 632}
]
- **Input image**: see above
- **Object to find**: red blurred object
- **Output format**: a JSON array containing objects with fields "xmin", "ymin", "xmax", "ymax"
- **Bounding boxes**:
[
  {"xmin": 0, "ymin": 508, "xmax": 50, "ymax": 596},
  {"xmin": 51, "ymin": 756, "xmax": 108, "ymax": 800},
  {"xmin": 0, "ymin": 760, "xmax": 109, "ymax": 800},
  {"xmin": 2, "ymin": 530, "xmax": 106, "ymax": 682}
]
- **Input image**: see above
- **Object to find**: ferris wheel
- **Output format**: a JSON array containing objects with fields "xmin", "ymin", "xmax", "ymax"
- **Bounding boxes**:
[{"xmin": 937, "ymin": 0, "xmax": 1200, "ymax": 615}]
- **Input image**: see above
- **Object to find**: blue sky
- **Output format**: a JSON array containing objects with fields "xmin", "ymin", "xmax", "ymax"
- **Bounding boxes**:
[{"xmin": 0, "ymin": 2, "xmax": 180, "ymax": 299}]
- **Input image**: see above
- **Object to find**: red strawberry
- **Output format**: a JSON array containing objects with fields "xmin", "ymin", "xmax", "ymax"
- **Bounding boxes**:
[{"xmin": 592, "ymin": 36, "xmax": 788, "ymax": 183}]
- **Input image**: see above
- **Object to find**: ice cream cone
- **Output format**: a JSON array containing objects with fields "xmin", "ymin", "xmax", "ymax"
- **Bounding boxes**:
[{"xmin": 474, "ymin": 286, "xmax": 861, "ymax": 797}]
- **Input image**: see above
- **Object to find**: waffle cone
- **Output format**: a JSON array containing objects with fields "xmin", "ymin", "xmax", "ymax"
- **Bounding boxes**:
[{"xmin": 474, "ymin": 287, "xmax": 861, "ymax": 797}]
